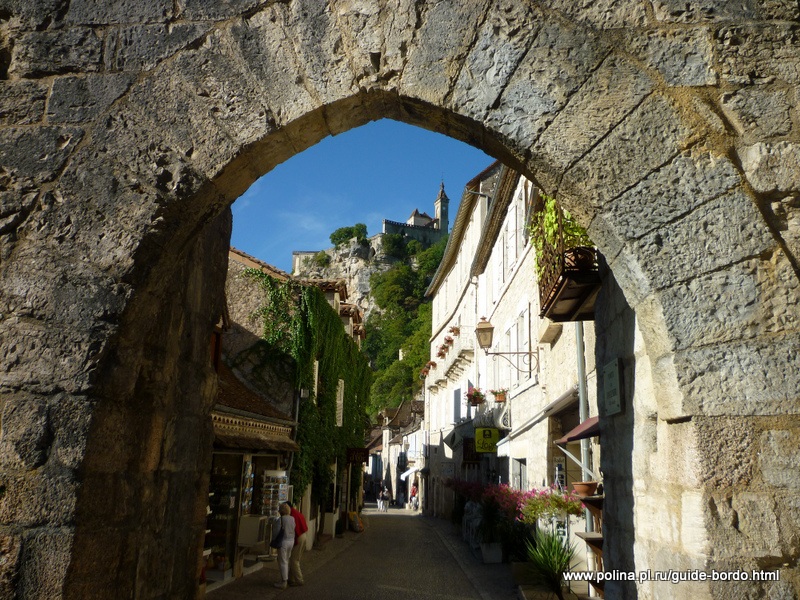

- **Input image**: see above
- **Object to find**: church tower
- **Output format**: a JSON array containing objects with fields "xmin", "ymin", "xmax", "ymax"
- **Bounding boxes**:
[{"xmin": 434, "ymin": 182, "xmax": 449, "ymax": 233}]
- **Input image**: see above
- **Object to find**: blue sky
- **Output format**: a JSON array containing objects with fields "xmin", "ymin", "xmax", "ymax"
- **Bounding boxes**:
[{"xmin": 230, "ymin": 119, "xmax": 493, "ymax": 273}]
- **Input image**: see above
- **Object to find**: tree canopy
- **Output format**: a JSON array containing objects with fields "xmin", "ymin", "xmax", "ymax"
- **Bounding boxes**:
[{"xmin": 330, "ymin": 223, "xmax": 368, "ymax": 247}]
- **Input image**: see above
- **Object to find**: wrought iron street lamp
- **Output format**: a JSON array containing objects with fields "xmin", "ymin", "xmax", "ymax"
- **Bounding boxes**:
[{"xmin": 474, "ymin": 317, "xmax": 540, "ymax": 373}]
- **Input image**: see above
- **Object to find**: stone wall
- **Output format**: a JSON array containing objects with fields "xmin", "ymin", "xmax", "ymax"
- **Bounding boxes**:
[{"xmin": 0, "ymin": 1, "xmax": 798, "ymax": 598}]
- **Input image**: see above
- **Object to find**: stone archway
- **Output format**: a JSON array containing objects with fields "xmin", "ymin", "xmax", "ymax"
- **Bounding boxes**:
[{"xmin": 1, "ymin": 2, "xmax": 798, "ymax": 598}]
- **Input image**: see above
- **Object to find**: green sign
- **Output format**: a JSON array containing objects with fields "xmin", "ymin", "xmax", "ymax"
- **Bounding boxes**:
[{"xmin": 475, "ymin": 428, "xmax": 500, "ymax": 453}]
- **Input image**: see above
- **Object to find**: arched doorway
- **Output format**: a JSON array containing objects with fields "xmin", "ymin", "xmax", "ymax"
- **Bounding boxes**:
[{"xmin": 1, "ymin": 3, "xmax": 797, "ymax": 598}]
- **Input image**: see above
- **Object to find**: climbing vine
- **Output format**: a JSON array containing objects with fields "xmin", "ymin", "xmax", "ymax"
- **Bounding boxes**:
[
  {"xmin": 244, "ymin": 269, "xmax": 372, "ymax": 503},
  {"xmin": 528, "ymin": 194, "xmax": 593, "ymax": 278}
]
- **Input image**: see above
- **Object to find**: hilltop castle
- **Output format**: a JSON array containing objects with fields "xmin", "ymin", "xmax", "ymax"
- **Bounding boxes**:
[{"xmin": 381, "ymin": 182, "xmax": 450, "ymax": 246}]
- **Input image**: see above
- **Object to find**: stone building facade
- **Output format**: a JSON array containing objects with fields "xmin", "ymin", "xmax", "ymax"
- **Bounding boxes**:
[
  {"xmin": 423, "ymin": 161, "xmax": 604, "ymax": 593},
  {"xmin": 0, "ymin": 3, "xmax": 798, "ymax": 599}
]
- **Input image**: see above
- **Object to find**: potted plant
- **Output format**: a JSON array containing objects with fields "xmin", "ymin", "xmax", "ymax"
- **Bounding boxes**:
[
  {"xmin": 466, "ymin": 387, "xmax": 485, "ymax": 405},
  {"xmin": 524, "ymin": 527, "xmax": 578, "ymax": 600},
  {"xmin": 572, "ymin": 481, "xmax": 599, "ymax": 496},
  {"xmin": 490, "ymin": 388, "xmax": 509, "ymax": 402},
  {"xmin": 426, "ymin": 360, "xmax": 437, "ymax": 369},
  {"xmin": 444, "ymin": 335, "xmax": 454, "ymax": 345},
  {"xmin": 436, "ymin": 347, "xmax": 447, "ymax": 359},
  {"xmin": 518, "ymin": 486, "xmax": 584, "ymax": 525},
  {"xmin": 448, "ymin": 325, "xmax": 461, "ymax": 336}
]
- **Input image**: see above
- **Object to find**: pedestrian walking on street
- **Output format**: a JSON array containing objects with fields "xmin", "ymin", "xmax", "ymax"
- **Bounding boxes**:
[
  {"xmin": 274, "ymin": 503, "xmax": 295, "ymax": 589},
  {"xmin": 287, "ymin": 500, "xmax": 308, "ymax": 586}
]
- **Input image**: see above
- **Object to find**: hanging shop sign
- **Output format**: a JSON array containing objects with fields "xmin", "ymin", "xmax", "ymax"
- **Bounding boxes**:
[
  {"xmin": 475, "ymin": 428, "xmax": 500, "ymax": 453},
  {"xmin": 347, "ymin": 447, "xmax": 370, "ymax": 463}
]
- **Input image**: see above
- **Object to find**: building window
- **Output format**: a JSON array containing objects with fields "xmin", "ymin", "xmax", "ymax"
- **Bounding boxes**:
[
  {"xmin": 453, "ymin": 388, "xmax": 461, "ymax": 423},
  {"xmin": 512, "ymin": 458, "xmax": 528, "ymax": 491}
]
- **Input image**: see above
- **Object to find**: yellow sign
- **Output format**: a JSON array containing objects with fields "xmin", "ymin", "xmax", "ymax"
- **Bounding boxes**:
[{"xmin": 475, "ymin": 428, "xmax": 500, "ymax": 453}]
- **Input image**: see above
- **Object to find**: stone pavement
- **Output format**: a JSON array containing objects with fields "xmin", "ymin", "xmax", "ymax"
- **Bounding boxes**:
[{"xmin": 207, "ymin": 503, "xmax": 521, "ymax": 600}]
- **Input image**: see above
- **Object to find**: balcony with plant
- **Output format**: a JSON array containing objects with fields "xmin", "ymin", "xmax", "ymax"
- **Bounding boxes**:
[{"xmin": 529, "ymin": 194, "xmax": 601, "ymax": 322}]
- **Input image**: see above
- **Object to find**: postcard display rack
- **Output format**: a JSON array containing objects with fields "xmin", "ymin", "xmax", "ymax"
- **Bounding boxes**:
[{"xmin": 261, "ymin": 470, "xmax": 289, "ymax": 516}]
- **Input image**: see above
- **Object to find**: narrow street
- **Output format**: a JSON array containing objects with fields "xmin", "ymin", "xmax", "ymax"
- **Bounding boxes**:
[{"xmin": 207, "ymin": 503, "xmax": 519, "ymax": 600}]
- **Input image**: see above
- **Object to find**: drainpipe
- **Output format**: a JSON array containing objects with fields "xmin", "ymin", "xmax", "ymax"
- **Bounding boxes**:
[
  {"xmin": 576, "ymin": 322, "xmax": 596, "ymax": 591},
  {"xmin": 575, "ymin": 323, "xmax": 591, "ymax": 486}
]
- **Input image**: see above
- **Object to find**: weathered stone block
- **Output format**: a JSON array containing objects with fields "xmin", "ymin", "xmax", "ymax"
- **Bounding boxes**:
[
  {"xmin": 0, "ymin": 127, "xmax": 82, "ymax": 185},
  {"xmin": 47, "ymin": 394, "xmax": 93, "ymax": 471},
  {"xmin": 231, "ymin": 8, "xmax": 318, "ymax": 127},
  {"xmin": 535, "ymin": 55, "xmax": 653, "ymax": 178},
  {"xmin": 18, "ymin": 528, "xmax": 72, "ymax": 599},
  {"xmin": 47, "ymin": 73, "xmax": 135, "ymax": 124},
  {"xmin": 485, "ymin": 18, "xmax": 609, "ymax": 154},
  {"xmin": 0, "ymin": 469, "xmax": 77, "ymax": 526},
  {"xmin": 162, "ymin": 417, "xmax": 206, "ymax": 472},
  {"xmin": 333, "ymin": 0, "xmax": 418, "ymax": 83},
  {"xmin": 564, "ymin": 94, "xmax": 692, "ymax": 209},
  {"xmin": 657, "ymin": 254, "xmax": 800, "ymax": 350},
  {"xmin": 67, "ymin": 0, "xmax": 173, "ymax": 24},
  {"xmin": 623, "ymin": 28, "xmax": 717, "ymax": 86},
  {"xmin": 715, "ymin": 25, "xmax": 800, "ymax": 85},
  {"xmin": 674, "ymin": 332, "xmax": 800, "ymax": 416},
  {"xmin": 179, "ymin": 0, "xmax": 264, "ymax": 20},
  {"xmin": 653, "ymin": 0, "xmax": 753, "ymax": 21},
  {"xmin": 654, "ymin": 0, "xmax": 800, "ymax": 22},
  {"xmin": 604, "ymin": 152, "xmax": 740, "ymax": 241},
  {"xmin": 681, "ymin": 490, "xmax": 709, "ymax": 555},
  {"xmin": 451, "ymin": 0, "xmax": 538, "ymax": 119},
  {"xmin": 730, "ymin": 493, "xmax": 782, "ymax": 559},
  {"xmin": 695, "ymin": 417, "xmax": 755, "ymax": 489},
  {"xmin": 0, "ymin": 81, "xmax": 47, "ymax": 126},
  {"xmin": 90, "ymin": 105, "xmax": 210, "ymax": 196},
  {"xmin": 9, "ymin": 29, "xmax": 103, "ymax": 77},
  {"xmin": 632, "ymin": 189, "xmax": 774, "ymax": 291},
  {"xmin": 740, "ymin": 141, "xmax": 800, "ymax": 194},
  {"xmin": 281, "ymin": 0, "xmax": 360, "ymax": 104},
  {"xmin": 0, "ymin": 532, "xmax": 21, "ymax": 598},
  {"xmin": 549, "ymin": 0, "xmax": 648, "ymax": 29},
  {"xmin": 721, "ymin": 87, "xmax": 793, "ymax": 138},
  {"xmin": 0, "ymin": 318, "xmax": 99, "ymax": 395},
  {"xmin": 104, "ymin": 23, "xmax": 212, "ymax": 72},
  {"xmin": 400, "ymin": 0, "xmax": 489, "ymax": 106},
  {"xmin": 760, "ymin": 430, "xmax": 800, "ymax": 489},
  {"xmin": 0, "ymin": 393, "xmax": 49, "ymax": 469}
]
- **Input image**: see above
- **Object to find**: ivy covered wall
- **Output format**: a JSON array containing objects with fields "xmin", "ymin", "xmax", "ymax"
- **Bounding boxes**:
[{"xmin": 245, "ymin": 271, "xmax": 372, "ymax": 504}]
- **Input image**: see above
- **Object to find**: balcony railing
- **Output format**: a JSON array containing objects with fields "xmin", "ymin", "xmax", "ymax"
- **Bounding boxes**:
[{"xmin": 534, "ymin": 200, "xmax": 602, "ymax": 322}]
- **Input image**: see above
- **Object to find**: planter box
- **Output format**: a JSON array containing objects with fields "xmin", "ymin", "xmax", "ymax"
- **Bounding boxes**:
[{"xmin": 480, "ymin": 542, "xmax": 503, "ymax": 564}]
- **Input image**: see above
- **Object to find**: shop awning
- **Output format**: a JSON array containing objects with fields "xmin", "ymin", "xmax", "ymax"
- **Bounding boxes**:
[
  {"xmin": 555, "ymin": 416, "xmax": 600, "ymax": 445},
  {"xmin": 504, "ymin": 386, "xmax": 578, "ymax": 443},
  {"xmin": 215, "ymin": 430, "xmax": 300, "ymax": 452},
  {"xmin": 400, "ymin": 466, "xmax": 419, "ymax": 481}
]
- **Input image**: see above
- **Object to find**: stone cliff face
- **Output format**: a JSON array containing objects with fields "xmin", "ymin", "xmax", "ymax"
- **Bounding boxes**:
[{"xmin": 293, "ymin": 234, "xmax": 397, "ymax": 319}]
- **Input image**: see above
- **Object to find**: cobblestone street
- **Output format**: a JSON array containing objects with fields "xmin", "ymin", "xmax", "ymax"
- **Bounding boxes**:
[{"xmin": 207, "ymin": 504, "xmax": 519, "ymax": 600}]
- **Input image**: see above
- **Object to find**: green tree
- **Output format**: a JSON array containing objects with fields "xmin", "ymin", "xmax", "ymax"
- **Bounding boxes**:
[
  {"xmin": 330, "ymin": 223, "xmax": 368, "ymax": 247},
  {"xmin": 382, "ymin": 233, "xmax": 407, "ymax": 259}
]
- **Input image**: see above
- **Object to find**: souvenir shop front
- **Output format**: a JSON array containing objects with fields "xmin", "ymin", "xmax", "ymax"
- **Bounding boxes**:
[{"xmin": 202, "ymin": 413, "xmax": 299, "ymax": 587}]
